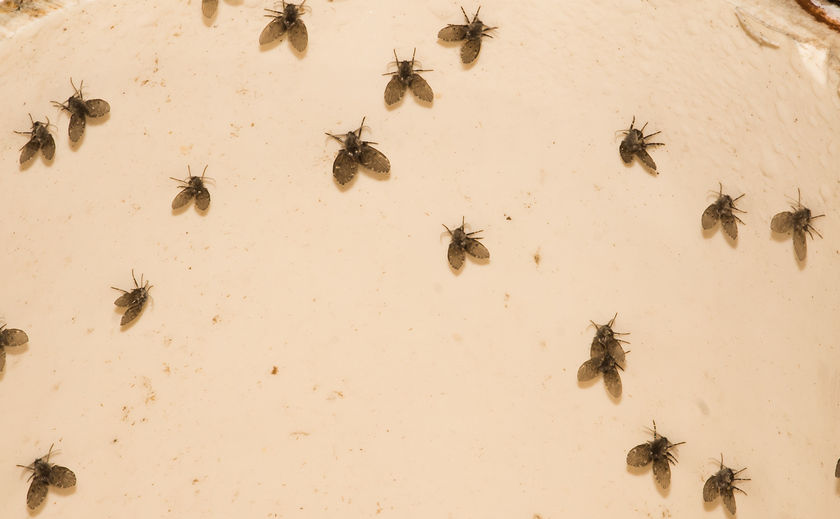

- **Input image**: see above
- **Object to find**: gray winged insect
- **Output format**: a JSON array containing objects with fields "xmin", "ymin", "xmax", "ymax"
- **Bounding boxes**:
[
  {"xmin": 703, "ymin": 455, "xmax": 749, "ymax": 515},
  {"xmin": 577, "ymin": 313, "xmax": 629, "ymax": 398},
  {"xmin": 325, "ymin": 117, "xmax": 390, "ymax": 185},
  {"xmin": 383, "ymin": 48, "xmax": 434, "ymax": 105},
  {"xmin": 112, "ymin": 270, "xmax": 152, "ymax": 326},
  {"xmin": 770, "ymin": 189, "xmax": 824, "ymax": 261},
  {"xmin": 0, "ymin": 324, "xmax": 29, "ymax": 372},
  {"xmin": 443, "ymin": 216, "xmax": 490, "ymax": 270},
  {"xmin": 52, "ymin": 79, "xmax": 110, "ymax": 143},
  {"xmin": 16, "ymin": 444, "xmax": 76, "ymax": 510},
  {"xmin": 259, "ymin": 1, "xmax": 308, "ymax": 52},
  {"xmin": 15, "ymin": 114, "xmax": 55, "ymax": 164},
  {"xmin": 171, "ymin": 165, "xmax": 211, "ymax": 211},
  {"xmin": 202, "ymin": 0, "xmax": 217, "ymax": 17},
  {"xmin": 626, "ymin": 421, "xmax": 685, "ymax": 489},
  {"xmin": 437, "ymin": 6, "xmax": 497, "ymax": 64},
  {"xmin": 619, "ymin": 116, "xmax": 664, "ymax": 173},
  {"xmin": 702, "ymin": 183, "xmax": 746, "ymax": 240}
]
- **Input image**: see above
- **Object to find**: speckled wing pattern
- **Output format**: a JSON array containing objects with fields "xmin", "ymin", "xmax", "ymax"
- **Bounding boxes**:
[
  {"xmin": 194, "ymin": 187, "xmax": 211, "ymax": 211},
  {"xmin": 626, "ymin": 443, "xmax": 652, "ymax": 466},
  {"xmin": 359, "ymin": 145, "xmax": 390, "ymax": 173},
  {"xmin": 607, "ymin": 339, "xmax": 625, "ymax": 367},
  {"xmin": 460, "ymin": 38, "xmax": 482, "ymax": 64},
  {"xmin": 332, "ymin": 150, "xmax": 358, "ymax": 185},
  {"xmin": 172, "ymin": 188, "xmax": 196, "ymax": 210},
  {"xmin": 19, "ymin": 138, "xmax": 40, "ymax": 164},
  {"xmin": 720, "ymin": 213, "xmax": 738, "ymax": 239},
  {"xmin": 603, "ymin": 367, "xmax": 622, "ymax": 397},
  {"xmin": 121, "ymin": 304, "xmax": 143, "ymax": 326},
  {"xmin": 260, "ymin": 18, "xmax": 287, "ymax": 45},
  {"xmin": 48, "ymin": 465, "xmax": 76, "ymax": 488},
  {"xmin": 1, "ymin": 328, "xmax": 29, "ymax": 347},
  {"xmin": 384, "ymin": 76, "xmax": 407, "ymax": 105},
  {"xmin": 701, "ymin": 204, "xmax": 720, "ymax": 230},
  {"xmin": 721, "ymin": 488, "xmax": 736, "ymax": 514},
  {"xmin": 438, "ymin": 24, "xmax": 468, "ymax": 41},
  {"xmin": 85, "ymin": 99, "xmax": 110, "ymax": 117},
  {"xmin": 793, "ymin": 228, "xmax": 807, "ymax": 261},
  {"xmin": 41, "ymin": 132, "xmax": 55, "ymax": 160},
  {"xmin": 288, "ymin": 21, "xmax": 308, "ymax": 52},
  {"xmin": 68, "ymin": 112, "xmax": 85, "ymax": 142},
  {"xmin": 447, "ymin": 242, "xmax": 465, "ymax": 270},
  {"xmin": 576, "ymin": 358, "xmax": 600, "ymax": 381},
  {"xmin": 635, "ymin": 148, "xmax": 657, "ymax": 171},
  {"xmin": 26, "ymin": 478, "xmax": 48, "ymax": 510},
  {"xmin": 703, "ymin": 474, "xmax": 720, "ymax": 502},
  {"xmin": 113, "ymin": 291, "xmax": 133, "ymax": 307},
  {"xmin": 771, "ymin": 211, "xmax": 793, "ymax": 233},
  {"xmin": 408, "ymin": 74, "xmax": 433, "ymax": 102},
  {"xmin": 464, "ymin": 238, "xmax": 489, "ymax": 259},
  {"xmin": 652, "ymin": 457, "xmax": 671, "ymax": 489},
  {"xmin": 202, "ymin": 0, "xmax": 218, "ymax": 17}
]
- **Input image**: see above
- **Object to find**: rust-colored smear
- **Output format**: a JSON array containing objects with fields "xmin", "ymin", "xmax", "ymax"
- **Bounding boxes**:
[{"xmin": 795, "ymin": 0, "xmax": 840, "ymax": 32}]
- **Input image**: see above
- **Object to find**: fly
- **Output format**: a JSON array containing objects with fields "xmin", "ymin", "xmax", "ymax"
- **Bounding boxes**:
[
  {"xmin": 770, "ymin": 188, "xmax": 824, "ymax": 261},
  {"xmin": 383, "ymin": 48, "xmax": 434, "ymax": 105},
  {"xmin": 259, "ymin": 1, "xmax": 308, "ymax": 52},
  {"xmin": 701, "ymin": 182, "xmax": 746, "ymax": 240},
  {"xmin": 0, "ymin": 324, "xmax": 29, "ymax": 372},
  {"xmin": 626, "ymin": 421, "xmax": 685, "ymax": 489},
  {"xmin": 437, "ymin": 6, "xmax": 497, "ymax": 64},
  {"xmin": 112, "ymin": 270, "xmax": 152, "ymax": 326},
  {"xmin": 171, "ymin": 165, "xmax": 211, "ymax": 211},
  {"xmin": 443, "ymin": 216, "xmax": 490, "ymax": 270},
  {"xmin": 17, "ymin": 444, "xmax": 76, "ymax": 510},
  {"xmin": 619, "ymin": 116, "xmax": 664, "ymax": 173},
  {"xmin": 703, "ymin": 455, "xmax": 749, "ymax": 515},
  {"xmin": 325, "ymin": 117, "xmax": 390, "ymax": 185},
  {"xmin": 15, "ymin": 114, "xmax": 55, "ymax": 164},
  {"xmin": 577, "ymin": 314, "xmax": 629, "ymax": 398},
  {"xmin": 52, "ymin": 79, "xmax": 110, "ymax": 143}
]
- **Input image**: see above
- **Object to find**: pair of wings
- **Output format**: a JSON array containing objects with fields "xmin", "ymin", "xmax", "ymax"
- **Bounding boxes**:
[
  {"xmin": 19, "ymin": 131, "xmax": 55, "ymax": 164},
  {"xmin": 259, "ymin": 18, "xmax": 308, "ymax": 52},
  {"xmin": 202, "ymin": 0, "xmax": 217, "ymax": 17},
  {"xmin": 438, "ymin": 25, "xmax": 484, "ymax": 63},
  {"xmin": 172, "ymin": 186, "xmax": 211, "ymax": 210},
  {"xmin": 0, "ymin": 328, "xmax": 29, "ymax": 371},
  {"xmin": 447, "ymin": 237, "xmax": 489, "ymax": 270},
  {"xmin": 384, "ymin": 74, "xmax": 433, "ymax": 105},
  {"xmin": 114, "ymin": 290, "xmax": 147, "ymax": 326},
  {"xmin": 26, "ymin": 466, "xmax": 76, "ymax": 510},
  {"xmin": 771, "ymin": 211, "xmax": 808, "ymax": 260},
  {"xmin": 627, "ymin": 443, "xmax": 673, "ymax": 489},
  {"xmin": 332, "ymin": 145, "xmax": 390, "ymax": 185},
  {"xmin": 702, "ymin": 203, "xmax": 739, "ymax": 239},
  {"xmin": 577, "ymin": 338, "xmax": 625, "ymax": 397},
  {"xmin": 67, "ymin": 99, "xmax": 110, "ymax": 142},
  {"xmin": 619, "ymin": 141, "xmax": 658, "ymax": 171},
  {"xmin": 703, "ymin": 475, "xmax": 737, "ymax": 514}
]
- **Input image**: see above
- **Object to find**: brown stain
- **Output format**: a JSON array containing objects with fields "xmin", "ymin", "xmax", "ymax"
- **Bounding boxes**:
[
  {"xmin": 270, "ymin": 366, "xmax": 278, "ymax": 375},
  {"xmin": 534, "ymin": 250, "xmax": 541, "ymax": 265}
]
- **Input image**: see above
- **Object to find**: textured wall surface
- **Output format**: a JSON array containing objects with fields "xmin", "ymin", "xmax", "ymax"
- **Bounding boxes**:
[{"xmin": 1, "ymin": 0, "xmax": 839, "ymax": 517}]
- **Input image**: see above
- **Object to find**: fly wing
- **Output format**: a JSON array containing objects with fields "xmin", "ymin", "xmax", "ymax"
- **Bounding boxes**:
[
  {"xmin": 48, "ymin": 466, "xmax": 76, "ymax": 488},
  {"xmin": 635, "ymin": 149, "xmax": 657, "ymax": 171},
  {"xmin": 703, "ymin": 475, "xmax": 719, "ymax": 502},
  {"xmin": 626, "ymin": 443, "xmax": 653, "ymax": 466},
  {"xmin": 619, "ymin": 142, "xmax": 633, "ymax": 163},
  {"xmin": 41, "ymin": 132, "xmax": 56, "ymax": 160},
  {"xmin": 576, "ymin": 358, "xmax": 600, "ymax": 382},
  {"xmin": 26, "ymin": 478, "xmax": 48, "ymax": 509},
  {"xmin": 19, "ymin": 138, "xmax": 40, "ymax": 164},
  {"xmin": 438, "ymin": 24, "xmax": 468, "ymax": 41},
  {"xmin": 607, "ymin": 339, "xmax": 625, "ymax": 367},
  {"xmin": 259, "ymin": 18, "xmax": 287, "ymax": 45},
  {"xmin": 121, "ymin": 304, "xmax": 143, "ymax": 326},
  {"xmin": 701, "ymin": 204, "xmax": 719, "ymax": 230},
  {"xmin": 84, "ymin": 99, "xmax": 110, "ymax": 117},
  {"xmin": 652, "ymin": 457, "xmax": 672, "ymax": 489},
  {"xmin": 1, "ymin": 328, "xmax": 29, "ymax": 347},
  {"xmin": 288, "ymin": 20, "xmax": 308, "ymax": 52},
  {"xmin": 202, "ymin": 0, "xmax": 218, "ymax": 17},
  {"xmin": 460, "ymin": 38, "xmax": 482, "ymax": 64},
  {"xmin": 113, "ymin": 291, "xmax": 132, "ymax": 307},
  {"xmin": 590, "ymin": 338, "xmax": 606, "ymax": 360},
  {"xmin": 720, "ymin": 213, "xmax": 738, "ymax": 240},
  {"xmin": 194, "ymin": 187, "xmax": 211, "ymax": 211},
  {"xmin": 68, "ymin": 112, "xmax": 85, "ymax": 142},
  {"xmin": 447, "ymin": 242, "xmax": 465, "ymax": 270},
  {"xmin": 172, "ymin": 188, "xmax": 195, "ymax": 210},
  {"xmin": 408, "ymin": 74, "xmax": 434, "ymax": 103},
  {"xmin": 332, "ymin": 150, "xmax": 358, "ymax": 185},
  {"xmin": 359, "ymin": 145, "xmax": 391, "ymax": 173},
  {"xmin": 464, "ymin": 238, "xmax": 489, "ymax": 259},
  {"xmin": 603, "ymin": 367, "xmax": 622, "ymax": 397},
  {"xmin": 721, "ymin": 488, "xmax": 737, "ymax": 514},
  {"xmin": 771, "ymin": 211, "xmax": 793, "ymax": 233},
  {"xmin": 384, "ymin": 75, "xmax": 407, "ymax": 105},
  {"xmin": 793, "ymin": 228, "xmax": 807, "ymax": 261}
]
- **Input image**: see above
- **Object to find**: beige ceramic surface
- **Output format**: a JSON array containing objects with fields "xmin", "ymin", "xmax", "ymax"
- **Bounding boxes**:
[{"xmin": 1, "ymin": 0, "xmax": 839, "ymax": 517}]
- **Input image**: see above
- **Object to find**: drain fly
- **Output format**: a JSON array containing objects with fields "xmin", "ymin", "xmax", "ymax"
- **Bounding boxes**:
[
  {"xmin": 770, "ymin": 189, "xmax": 824, "ymax": 261},
  {"xmin": 326, "ymin": 117, "xmax": 390, "ymax": 185},
  {"xmin": 701, "ymin": 183, "xmax": 746, "ymax": 239},
  {"xmin": 171, "ymin": 165, "xmax": 211, "ymax": 211},
  {"xmin": 703, "ymin": 455, "xmax": 749, "ymax": 515},
  {"xmin": 577, "ymin": 314, "xmax": 629, "ymax": 397},
  {"xmin": 384, "ymin": 48, "xmax": 433, "ymax": 105},
  {"xmin": 259, "ymin": 1, "xmax": 308, "ymax": 52},
  {"xmin": 17, "ymin": 444, "xmax": 76, "ymax": 510},
  {"xmin": 52, "ymin": 79, "xmax": 110, "ymax": 143},
  {"xmin": 112, "ymin": 270, "xmax": 152, "ymax": 326},
  {"xmin": 626, "ymin": 421, "xmax": 685, "ymax": 489},
  {"xmin": 619, "ymin": 116, "xmax": 664, "ymax": 173},
  {"xmin": 437, "ymin": 6, "xmax": 497, "ymax": 63},
  {"xmin": 443, "ymin": 216, "xmax": 490, "ymax": 270},
  {"xmin": 15, "ymin": 114, "xmax": 55, "ymax": 164},
  {"xmin": 0, "ymin": 324, "xmax": 29, "ymax": 372}
]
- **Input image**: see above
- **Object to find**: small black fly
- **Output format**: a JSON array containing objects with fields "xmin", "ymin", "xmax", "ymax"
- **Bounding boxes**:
[
  {"xmin": 443, "ymin": 216, "xmax": 490, "ymax": 270},
  {"xmin": 112, "ymin": 270, "xmax": 152, "ymax": 326},
  {"xmin": 577, "ymin": 314, "xmax": 629, "ymax": 398},
  {"xmin": 703, "ymin": 455, "xmax": 749, "ymax": 515},
  {"xmin": 17, "ymin": 444, "xmax": 76, "ymax": 510},
  {"xmin": 383, "ymin": 48, "xmax": 434, "ymax": 105},
  {"xmin": 15, "ymin": 114, "xmax": 55, "ymax": 164},
  {"xmin": 171, "ymin": 165, "xmax": 211, "ymax": 211},
  {"xmin": 202, "ymin": 0, "xmax": 218, "ymax": 17},
  {"xmin": 52, "ymin": 79, "xmax": 110, "ymax": 143},
  {"xmin": 437, "ymin": 6, "xmax": 497, "ymax": 64},
  {"xmin": 626, "ymin": 421, "xmax": 685, "ymax": 489},
  {"xmin": 771, "ymin": 189, "xmax": 824, "ymax": 261},
  {"xmin": 325, "ymin": 117, "xmax": 390, "ymax": 185},
  {"xmin": 259, "ymin": 1, "xmax": 308, "ymax": 52},
  {"xmin": 0, "ymin": 324, "xmax": 29, "ymax": 372},
  {"xmin": 619, "ymin": 116, "xmax": 664, "ymax": 173},
  {"xmin": 702, "ymin": 183, "xmax": 746, "ymax": 240}
]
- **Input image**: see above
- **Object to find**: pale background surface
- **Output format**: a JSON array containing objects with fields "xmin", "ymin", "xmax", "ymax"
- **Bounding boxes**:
[{"xmin": 0, "ymin": 0, "xmax": 839, "ymax": 517}]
